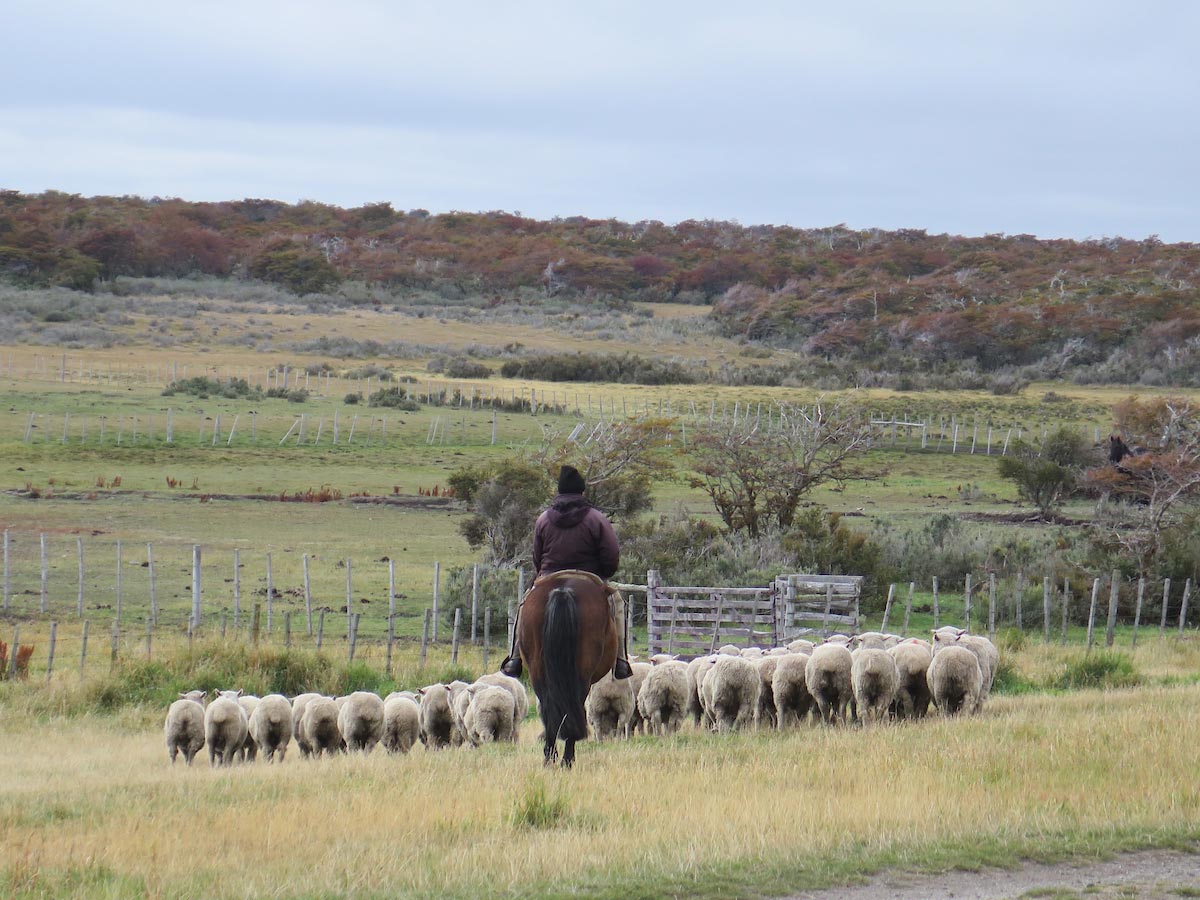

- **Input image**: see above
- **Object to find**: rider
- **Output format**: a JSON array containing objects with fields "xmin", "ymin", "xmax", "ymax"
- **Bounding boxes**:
[{"xmin": 500, "ymin": 465, "xmax": 633, "ymax": 680}]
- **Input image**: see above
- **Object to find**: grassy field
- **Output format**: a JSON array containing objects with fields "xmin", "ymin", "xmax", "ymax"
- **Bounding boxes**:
[
  {"xmin": 2, "ymin": 294, "xmax": 1200, "ymax": 899},
  {"xmin": 2, "ymin": 669, "xmax": 1199, "ymax": 899}
]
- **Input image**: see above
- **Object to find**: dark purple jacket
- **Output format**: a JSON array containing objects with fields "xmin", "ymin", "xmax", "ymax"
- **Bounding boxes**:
[{"xmin": 532, "ymin": 493, "xmax": 620, "ymax": 579}]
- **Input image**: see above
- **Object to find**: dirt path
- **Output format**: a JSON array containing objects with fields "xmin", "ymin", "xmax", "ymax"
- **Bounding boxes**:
[{"xmin": 784, "ymin": 850, "xmax": 1200, "ymax": 900}]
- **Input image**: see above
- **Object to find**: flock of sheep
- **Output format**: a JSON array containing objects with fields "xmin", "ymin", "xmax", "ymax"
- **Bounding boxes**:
[{"xmin": 163, "ymin": 626, "xmax": 998, "ymax": 766}]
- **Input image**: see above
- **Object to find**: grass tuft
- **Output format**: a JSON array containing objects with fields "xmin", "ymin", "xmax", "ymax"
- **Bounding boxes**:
[
  {"xmin": 1052, "ymin": 651, "xmax": 1141, "ymax": 691},
  {"xmin": 511, "ymin": 777, "xmax": 572, "ymax": 830}
]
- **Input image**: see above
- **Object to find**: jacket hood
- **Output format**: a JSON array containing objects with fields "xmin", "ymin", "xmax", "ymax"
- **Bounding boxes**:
[{"xmin": 547, "ymin": 494, "xmax": 591, "ymax": 528}]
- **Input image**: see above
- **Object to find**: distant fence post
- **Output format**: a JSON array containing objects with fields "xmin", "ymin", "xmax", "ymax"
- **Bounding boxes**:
[
  {"xmin": 1086, "ymin": 577, "xmax": 1101, "ymax": 651},
  {"xmin": 147, "ymin": 543, "xmax": 157, "ymax": 625},
  {"xmin": 251, "ymin": 602, "xmax": 261, "ymax": 646},
  {"xmin": 79, "ymin": 620, "xmax": 89, "ymax": 680},
  {"xmin": 932, "ymin": 576, "xmax": 940, "ymax": 629},
  {"xmin": 386, "ymin": 614, "xmax": 395, "ymax": 677},
  {"xmin": 77, "ymin": 538, "xmax": 85, "ymax": 618},
  {"xmin": 1014, "ymin": 571, "xmax": 1024, "ymax": 631},
  {"xmin": 110, "ymin": 620, "xmax": 119, "ymax": 671},
  {"xmin": 284, "ymin": 611, "xmax": 292, "ymax": 649},
  {"xmin": 880, "ymin": 584, "xmax": 895, "ymax": 632},
  {"xmin": 233, "ymin": 548, "xmax": 241, "ymax": 630},
  {"xmin": 145, "ymin": 616, "xmax": 152, "ymax": 659},
  {"xmin": 1160, "ymin": 578, "xmax": 1172, "ymax": 638},
  {"xmin": 432, "ymin": 562, "xmax": 441, "ymax": 643},
  {"xmin": 1042, "ymin": 576, "xmax": 1051, "ymax": 644},
  {"xmin": 420, "ymin": 609, "xmax": 432, "ymax": 668},
  {"xmin": 7, "ymin": 626, "xmax": 18, "ymax": 680},
  {"xmin": 40, "ymin": 533, "xmax": 48, "ymax": 614},
  {"xmin": 303, "ymin": 553, "xmax": 313, "ymax": 635},
  {"xmin": 902, "ymin": 583, "xmax": 914, "ymax": 636},
  {"xmin": 1061, "ymin": 577, "xmax": 1070, "ymax": 646},
  {"xmin": 46, "ymin": 622, "xmax": 57, "ymax": 680},
  {"xmin": 317, "ymin": 610, "xmax": 325, "ymax": 650},
  {"xmin": 266, "ymin": 552, "xmax": 274, "ymax": 634},
  {"xmin": 1105, "ymin": 570, "xmax": 1120, "ymax": 648},
  {"xmin": 191, "ymin": 545, "xmax": 201, "ymax": 628},
  {"xmin": 345, "ymin": 557, "xmax": 353, "ymax": 641},
  {"xmin": 471, "ymin": 564, "xmax": 479, "ymax": 644},
  {"xmin": 451, "ymin": 608, "xmax": 462, "ymax": 664},
  {"xmin": 348, "ymin": 614, "xmax": 359, "ymax": 663},
  {"xmin": 987, "ymin": 572, "xmax": 996, "ymax": 639},
  {"xmin": 963, "ymin": 574, "xmax": 972, "ymax": 631},
  {"xmin": 1178, "ymin": 578, "xmax": 1192, "ymax": 635}
]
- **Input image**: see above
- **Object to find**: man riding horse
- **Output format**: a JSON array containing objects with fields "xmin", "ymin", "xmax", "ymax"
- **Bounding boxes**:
[{"xmin": 501, "ymin": 465, "xmax": 633, "ymax": 681}]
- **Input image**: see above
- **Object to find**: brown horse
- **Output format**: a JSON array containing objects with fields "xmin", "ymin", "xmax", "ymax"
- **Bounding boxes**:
[{"xmin": 516, "ymin": 571, "xmax": 618, "ymax": 768}]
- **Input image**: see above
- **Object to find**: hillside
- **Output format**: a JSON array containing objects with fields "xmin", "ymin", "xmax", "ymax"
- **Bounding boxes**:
[{"xmin": 1, "ymin": 191, "xmax": 1198, "ymax": 387}]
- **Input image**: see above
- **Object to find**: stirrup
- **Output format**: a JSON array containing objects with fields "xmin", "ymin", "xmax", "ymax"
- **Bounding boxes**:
[
  {"xmin": 500, "ymin": 656, "xmax": 523, "ymax": 678},
  {"xmin": 613, "ymin": 658, "xmax": 633, "ymax": 680}
]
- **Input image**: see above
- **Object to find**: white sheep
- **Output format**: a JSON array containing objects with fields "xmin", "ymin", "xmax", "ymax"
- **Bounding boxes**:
[
  {"xmin": 417, "ymin": 683, "xmax": 456, "ymax": 749},
  {"xmin": 926, "ymin": 644, "xmax": 982, "ymax": 715},
  {"xmin": 772, "ymin": 652, "xmax": 813, "ymax": 728},
  {"xmin": 382, "ymin": 694, "xmax": 420, "ymax": 754},
  {"xmin": 787, "ymin": 638, "xmax": 815, "ymax": 654},
  {"xmin": 164, "ymin": 690, "xmax": 206, "ymax": 765},
  {"xmin": 850, "ymin": 647, "xmax": 899, "ymax": 723},
  {"xmin": 585, "ymin": 670, "xmax": 635, "ymax": 740},
  {"xmin": 753, "ymin": 655, "xmax": 780, "ymax": 728},
  {"xmin": 248, "ymin": 694, "xmax": 294, "ymax": 763},
  {"xmin": 626, "ymin": 661, "xmax": 653, "ymax": 735},
  {"xmin": 805, "ymin": 644, "xmax": 853, "ymax": 725},
  {"xmin": 204, "ymin": 689, "xmax": 249, "ymax": 767},
  {"xmin": 475, "ymin": 672, "xmax": 529, "ymax": 741},
  {"xmin": 337, "ymin": 691, "xmax": 385, "ymax": 753},
  {"xmin": 686, "ymin": 655, "xmax": 719, "ymax": 727},
  {"xmin": 702, "ymin": 655, "xmax": 760, "ymax": 732},
  {"xmin": 767, "ymin": 646, "xmax": 791, "ymax": 656},
  {"xmin": 290, "ymin": 692, "xmax": 323, "ymax": 758},
  {"xmin": 716, "ymin": 644, "xmax": 742, "ymax": 656},
  {"xmin": 647, "ymin": 653, "xmax": 678, "ymax": 665},
  {"xmin": 237, "ymin": 695, "xmax": 260, "ymax": 762},
  {"xmin": 445, "ymin": 680, "xmax": 474, "ymax": 746},
  {"xmin": 889, "ymin": 639, "xmax": 934, "ymax": 719},
  {"xmin": 463, "ymin": 684, "xmax": 516, "ymax": 745},
  {"xmin": 739, "ymin": 647, "xmax": 765, "ymax": 660},
  {"xmin": 636, "ymin": 660, "xmax": 690, "ymax": 735},
  {"xmin": 931, "ymin": 628, "xmax": 999, "ymax": 710},
  {"xmin": 299, "ymin": 697, "xmax": 342, "ymax": 757}
]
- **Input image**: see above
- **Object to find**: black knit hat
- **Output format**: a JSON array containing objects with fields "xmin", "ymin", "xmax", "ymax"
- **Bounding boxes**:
[{"xmin": 557, "ymin": 465, "xmax": 587, "ymax": 495}]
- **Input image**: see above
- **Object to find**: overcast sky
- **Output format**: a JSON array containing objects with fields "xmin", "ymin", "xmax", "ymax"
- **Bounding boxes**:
[{"xmin": 3, "ymin": 1, "xmax": 1197, "ymax": 242}]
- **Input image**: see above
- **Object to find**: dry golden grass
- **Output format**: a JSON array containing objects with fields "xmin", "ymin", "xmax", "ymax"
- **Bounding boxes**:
[{"xmin": 3, "ymin": 682, "xmax": 1200, "ymax": 899}]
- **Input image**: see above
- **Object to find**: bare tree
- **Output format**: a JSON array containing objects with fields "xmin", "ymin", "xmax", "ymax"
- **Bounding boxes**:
[{"xmin": 690, "ymin": 400, "xmax": 872, "ymax": 537}]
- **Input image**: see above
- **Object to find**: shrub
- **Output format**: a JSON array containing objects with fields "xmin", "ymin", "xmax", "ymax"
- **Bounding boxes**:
[
  {"xmin": 367, "ymin": 387, "xmax": 421, "ymax": 410},
  {"xmin": 1051, "ymin": 651, "xmax": 1141, "ymax": 691},
  {"xmin": 162, "ymin": 376, "xmax": 262, "ymax": 400}
]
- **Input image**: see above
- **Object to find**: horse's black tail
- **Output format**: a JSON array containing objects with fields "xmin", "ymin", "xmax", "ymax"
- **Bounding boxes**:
[{"xmin": 541, "ymin": 585, "xmax": 588, "ymax": 742}]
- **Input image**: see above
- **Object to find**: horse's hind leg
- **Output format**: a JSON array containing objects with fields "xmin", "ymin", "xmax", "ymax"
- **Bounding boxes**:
[
  {"xmin": 543, "ymin": 736, "xmax": 558, "ymax": 767},
  {"xmin": 561, "ymin": 739, "xmax": 576, "ymax": 769}
]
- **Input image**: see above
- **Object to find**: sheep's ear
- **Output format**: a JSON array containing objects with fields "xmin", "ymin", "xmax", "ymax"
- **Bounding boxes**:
[
  {"xmin": 235, "ymin": 688, "xmax": 243, "ymax": 697},
  {"xmin": 416, "ymin": 687, "xmax": 425, "ymax": 696}
]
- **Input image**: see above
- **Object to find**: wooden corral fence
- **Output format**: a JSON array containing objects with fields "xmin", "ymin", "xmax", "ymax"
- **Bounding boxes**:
[{"xmin": 614, "ymin": 570, "xmax": 862, "ymax": 654}]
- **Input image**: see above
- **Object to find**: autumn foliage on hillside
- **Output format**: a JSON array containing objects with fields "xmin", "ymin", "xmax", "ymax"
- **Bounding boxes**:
[{"xmin": 2, "ymin": 190, "xmax": 1198, "ymax": 382}]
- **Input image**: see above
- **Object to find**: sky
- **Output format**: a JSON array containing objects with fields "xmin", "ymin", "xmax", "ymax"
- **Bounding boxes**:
[{"xmin": 3, "ymin": 1, "xmax": 1198, "ymax": 242}]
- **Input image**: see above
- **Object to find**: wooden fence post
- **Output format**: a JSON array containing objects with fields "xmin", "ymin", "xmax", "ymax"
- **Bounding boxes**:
[
  {"xmin": 303, "ymin": 553, "xmax": 314, "ymax": 635},
  {"xmin": 987, "ymin": 572, "xmax": 996, "ymax": 638},
  {"xmin": 40, "ymin": 533, "xmax": 48, "ymax": 614},
  {"xmin": 266, "ymin": 552, "xmax": 274, "ymax": 634},
  {"xmin": 46, "ymin": 622, "xmax": 57, "ymax": 680},
  {"xmin": 432, "ymin": 562, "xmax": 441, "ymax": 643},
  {"xmin": 1132, "ymin": 577, "xmax": 1145, "ymax": 648},
  {"xmin": 1105, "ymin": 570, "xmax": 1120, "ymax": 648},
  {"xmin": 451, "ymin": 608, "xmax": 462, "ymax": 664},
  {"xmin": 880, "ymin": 584, "xmax": 895, "ymax": 632},
  {"xmin": 932, "ymin": 576, "xmax": 939, "ymax": 629},
  {"xmin": 191, "ymin": 545, "xmax": 201, "ymax": 629},
  {"xmin": 821, "ymin": 584, "xmax": 834, "ymax": 638},
  {"xmin": 386, "ymin": 615, "xmax": 395, "ymax": 677},
  {"xmin": 1178, "ymin": 578, "xmax": 1192, "ymax": 635},
  {"xmin": 285, "ymin": 611, "xmax": 292, "ymax": 649},
  {"xmin": 233, "ymin": 548, "xmax": 241, "ymax": 629},
  {"xmin": 110, "ymin": 620, "xmax": 119, "ymax": 671},
  {"xmin": 902, "ymin": 583, "xmax": 914, "ymax": 636},
  {"xmin": 964, "ymin": 574, "xmax": 973, "ymax": 631},
  {"xmin": 317, "ymin": 610, "xmax": 325, "ymax": 650},
  {"xmin": 8, "ymin": 626, "xmax": 19, "ymax": 679},
  {"xmin": 1086, "ymin": 577, "xmax": 1101, "ymax": 651},
  {"xmin": 1014, "ymin": 571, "xmax": 1024, "ymax": 630},
  {"xmin": 147, "ymin": 543, "xmax": 157, "ymax": 625},
  {"xmin": 145, "ymin": 616, "xmax": 152, "ymax": 659},
  {"xmin": 3, "ymin": 529, "xmax": 9, "ymax": 613},
  {"xmin": 348, "ymin": 614, "xmax": 359, "ymax": 663},
  {"xmin": 77, "ymin": 538, "xmax": 85, "ymax": 618},
  {"xmin": 345, "ymin": 557, "xmax": 353, "ymax": 641},
  {"xmin": 388, "ymin": 558, "xmax": 396, "ymax": 621},
  {"xmin": 79, "ymin": 620, "xmax": 89, "ymax": 679}
]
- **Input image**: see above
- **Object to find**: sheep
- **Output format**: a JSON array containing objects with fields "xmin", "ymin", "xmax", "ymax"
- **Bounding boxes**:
[
  {"xmin": 626, "ymin": 661, "xmax": 653, "ymax": 735},
  {"xmin": 647, "ymin": 653, "xmax": 678, "ymax": 665},
  {"xmin": 382, "ymin": 693, "xmax": 420, "ymax": 754},
  {"xmin": 889, "ymin": 639, "xmax": 934, "ymax": 719},
  {"xmin": 739, "ymin": 647, "xmax": 765, "ymax": 660},
  {"xmin": 337, "ymin": 691, "xmax": 385, "ymax": 753},
  {"xmin": 299, "ymin": 697, "xmax": 342, "ymax": 756},
  {"xmin": 702, "ymin": 655, "xmax": 760, "ymax": 732},
  {"xmin": 772, "ymin": 652, "xmax": 814, "ymax": 728},
  {"xmin": 164, "ymin": 690, "xmax": 206, "ymax": 765},
  {"xmin": 850, "ymin": 647, "xmax": 899, "ymax": 723},
  {"xmin": 767, "ymin": 646, "xmax": 791, "ymax": 656},
  {"xmin": 851, "ymin": 632, "xmax": 889, "ymax": 651},
  {"xmin": 585, "ymin": 670, "xmax": 635, "ymax": 740},
  {"xmin": 463, "ymin": 684, "xmax": 516, "ymax": 745},
  {"xmin": 204, "ymin": 690, "xmax": 249, "ymax": 767},
  {"xmin": 716, "ymin": 644, "xmax": 742, "ymax": 656},
  {"xmin": 931, "ymin": 628, "xmax": 999, "ymax": 710},
  {"xmin": 927, "ymin": 645, "xmax": 981, "ymax": 715},
  {"xmin": 475, "ymin": 672, "xmax": 529, "ymax": 740},
  {"xmin": 636, "ymin": 660, "xmax": 689, "ymax": 735},
  {"xmin": 686, "ymin": 655, "xmax": 719, "ymax": 726},
  {"xmin": 787, "ymin": 638, "xmax": 815, "ymax": 654},
  {"xmin": 248, "ymin": 694, "xmax": 294, "ymax": 763},
  {"xmin": 805, "ymin": 644, "xmax": 853, "ymax": 725},
  {"xmin": 446, "ymin": 680, "xmax": 473, "ymax": 746},
  {"xmin": 237, "ymin": 695, "xmax": 260, "ymax": 762},
  {"xmin": 753, "ymin": 655, "xmax": 780, "ymax": 728},
  {"xmin": 291, "ymin": 692, "xmax": 323, "ymax": 758},
  {"xmin": 417, "ymin": 683, "xmax": 456, "ymax": 750}
]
